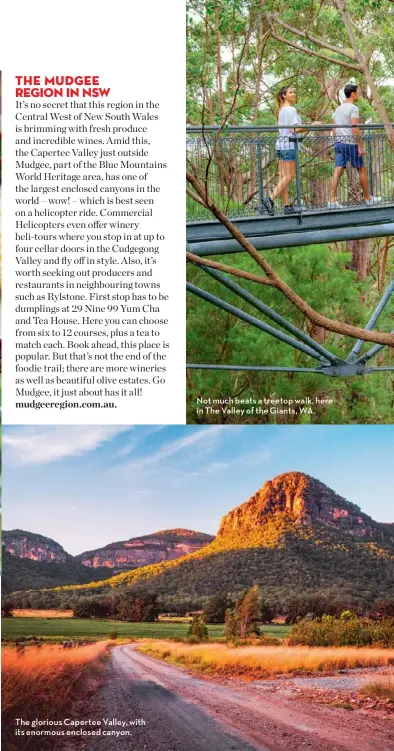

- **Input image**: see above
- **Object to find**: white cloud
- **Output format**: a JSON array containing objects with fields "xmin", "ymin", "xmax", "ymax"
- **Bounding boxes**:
[
  {"xmin": 3, "ymin": 426, "xmax": 131, "ymax": 465},
  {"xmin": 123, "ymin": 426, "xmax": 225, "ymax": 472},
  {"xmin": 206, "ymin": 461, "xmax": 230, "ymax": 472}
]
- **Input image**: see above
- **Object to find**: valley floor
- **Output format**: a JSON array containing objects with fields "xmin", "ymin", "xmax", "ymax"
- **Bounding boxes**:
[{"xmin": 78, "ymin": 645, "xmax": 394, "ymax": 751}]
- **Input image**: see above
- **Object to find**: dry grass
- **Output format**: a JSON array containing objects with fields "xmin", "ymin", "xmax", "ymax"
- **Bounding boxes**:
[
  {"xmin": 360, "ymin": 672, "xmax": 394, "ymax": 700},
  {"xmin": 12, "ymin": 609, "xmax": 73, "ymax": 619},
  {"xmin": 139, "ymin": 641, "xmax": 394, "ymax": 679},
  {"xmin": 2, "ymin": 642, "xmax": 109, "ymax": 746}
]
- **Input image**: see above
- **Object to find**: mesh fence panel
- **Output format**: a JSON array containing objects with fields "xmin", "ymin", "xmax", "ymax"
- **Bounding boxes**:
[{"xmin": 187, "ymin": 128, "xmax": 394, "ymax": 221}]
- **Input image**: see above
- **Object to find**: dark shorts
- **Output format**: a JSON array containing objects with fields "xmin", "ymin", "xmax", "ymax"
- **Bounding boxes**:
[
  {"xmin": 276, "ymin": 149, "xmax": 296, "ymax": 162},
  {"xmin": 334, "ymin": 142, "xmax": 364, "ymax": 169}
]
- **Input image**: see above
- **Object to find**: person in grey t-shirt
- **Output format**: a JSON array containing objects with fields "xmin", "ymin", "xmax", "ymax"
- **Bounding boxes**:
[{"xmin": 329, "ymin": 83, "xmax": 381, "ymax": 207}]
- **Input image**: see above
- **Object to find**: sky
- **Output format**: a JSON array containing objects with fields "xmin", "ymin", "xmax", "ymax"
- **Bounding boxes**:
[{"xmin": 3, "ymin": 425, "xmax": 393, "ymax": 555}]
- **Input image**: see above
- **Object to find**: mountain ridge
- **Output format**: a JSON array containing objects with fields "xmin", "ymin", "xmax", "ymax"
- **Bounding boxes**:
[
  {"xmin": 5, "ymin": 472, "xmax": 394, "ymax": 608},
  {"xmin": 2, "ymin": 527, "xmax": 214, "ymax": 591}
]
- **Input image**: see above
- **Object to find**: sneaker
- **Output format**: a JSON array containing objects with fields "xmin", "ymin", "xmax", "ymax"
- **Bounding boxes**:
[
  {"xmin": 284, "ymin": 205, "xmax": 296, "ymax": 215},
  {"xmin": 262, "ymin": 196, "xmax": 275, "ymax": 216},
  {"xmin": 327, "ymin": 201, "xmax": 344, "ymax": 209},
  {"xmin": 364, "ymin": 196, "xmax": 383, "ymax": 205}
]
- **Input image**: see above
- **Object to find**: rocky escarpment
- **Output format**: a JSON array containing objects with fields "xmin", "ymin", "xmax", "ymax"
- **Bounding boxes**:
[
  {"xmin": 2, "ymin": 530, "xmax": 70, "ymax": 563},
  {"xmin": 217, "ymin": 472, "xmax": 388, "ymax": 542},
  {"xmin": 75, "ymin": 529, "xmax": 214, "ymax": 571},
  {"xmin": 6, "ymin": 474, "xmax": 394, "ymax": 608}
]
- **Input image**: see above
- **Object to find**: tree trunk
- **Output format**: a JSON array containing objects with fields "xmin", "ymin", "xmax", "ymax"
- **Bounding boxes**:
[{"xmin": 347, "ymin": 238, "xmax": 371, "ymax": 280}]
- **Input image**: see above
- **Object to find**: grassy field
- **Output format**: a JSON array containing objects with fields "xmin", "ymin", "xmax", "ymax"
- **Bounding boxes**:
[
  {"xmin": 2, "ymin": 617, "xmax": 289, "ymax": 642},
  {"xmin": 2, "ymin": 643, "xmax": 108, "ymax": 750},
  {"xmin": 139, "ymin": 641, "xmax": 394, "ymax": 679}
]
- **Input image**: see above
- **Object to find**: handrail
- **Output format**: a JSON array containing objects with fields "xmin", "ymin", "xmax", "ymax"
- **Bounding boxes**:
[
  {"xmin": 187, "ymin": 122, "xmax": 394, "ymax": 222},
  {"xmin": 187, "ymin": 123, "xmax": 392, "ymax": 133}
]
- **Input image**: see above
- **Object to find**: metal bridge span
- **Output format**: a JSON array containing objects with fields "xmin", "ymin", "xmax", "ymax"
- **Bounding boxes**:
[
  {"xmin": 186, "ymin": 125, "xmax": 394, "ymax": 376},
  {"xmin": 187, "ymin": 124, "xmax": 394, "ymax": 252}
]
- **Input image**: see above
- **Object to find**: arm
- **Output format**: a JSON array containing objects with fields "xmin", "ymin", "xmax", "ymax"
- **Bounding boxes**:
[
  {"xmin": 293, "ymin": 122, "xmax": 321, "ymax": 134},
  {"xmin": 289, "ymin": 109, "xmax": 319, "ymax": 135},
  {"xmin": 351, "ymin": 116, "xmax": 363, "ymax": 154}
]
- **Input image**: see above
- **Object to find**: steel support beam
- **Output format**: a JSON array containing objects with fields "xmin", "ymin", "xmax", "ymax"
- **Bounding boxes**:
[
  {"xmin": 187, "ymin": 282, "xmax": 326, "ymax": 361},
  {"xmin": 191, "ymin": 261, "xmax": 341, "ymax": 365},
  {"xmin": 347, "ymin": 281, "xmax": 394, "ymax": 362},
  {"xmin": 187, "ymin": 206, "xmax": 394, "ymax": 244},
  {"xmin": 185, "ymin": 362, "xmax": 390, "ymax": 376},
  {"xmin": 187, "ymin": 221, "xmax": 394, "ymax": 256},
  {"xmin": 186, "ymin": 274, "xmax": 394, "ymax": 377}
]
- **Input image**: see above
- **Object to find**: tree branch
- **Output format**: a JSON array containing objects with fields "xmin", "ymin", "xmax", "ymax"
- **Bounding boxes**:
[
  {"xmin": 267, "ymin": 28, "xmax": 363, "ymax": 72},
  {"xmin": 266, "ymin": 12, "xmax": 357, "ymax": 61},
  {"xmin": 186, "ymin": 251, "xmax": 277, "ymax": 286},
  {"xmin": 186, "ymin": 187, "xmax": 207, "ymax": 207}
]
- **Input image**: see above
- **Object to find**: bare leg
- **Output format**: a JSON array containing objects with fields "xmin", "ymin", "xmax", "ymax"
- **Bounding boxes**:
[
  {"xmin": 272, "ymin": 161, "xmax": 295, "ymax": 202},
  {"xmin": 330, "ymin": 166, "xmax": 344, "ymax": 202},
  {"xmin": 359, "ymin": 165, "xmax": 371, "ymax": 200}
]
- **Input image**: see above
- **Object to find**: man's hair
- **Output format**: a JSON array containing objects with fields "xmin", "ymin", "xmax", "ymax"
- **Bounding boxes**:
[{"xmin": 344, "ymin": 84, "xmax": 359, "ymax": 99}]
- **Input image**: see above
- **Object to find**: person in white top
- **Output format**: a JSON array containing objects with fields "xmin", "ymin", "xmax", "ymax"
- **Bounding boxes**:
[
  {"xmin": 329, "ymin": 83, "xmax": 381, "ymax": 208},
  {"xmin": 263, "ymin": 86, "xmax": 319, "ymax": 215}
]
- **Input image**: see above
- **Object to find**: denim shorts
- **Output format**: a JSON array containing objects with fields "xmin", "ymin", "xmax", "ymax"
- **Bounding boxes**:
[
  {"xmin": 334, "ymin": 143, "xmax": 364, "ymax": 169},
  {"xmin": 276, "ymin": 149, "xmax": 296, "ymax": 162}
]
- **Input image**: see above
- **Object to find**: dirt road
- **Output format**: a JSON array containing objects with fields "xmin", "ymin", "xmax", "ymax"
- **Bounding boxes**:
[{"xmin": 84, "ymin": 645, "xmax": 394, "ymax": 751}]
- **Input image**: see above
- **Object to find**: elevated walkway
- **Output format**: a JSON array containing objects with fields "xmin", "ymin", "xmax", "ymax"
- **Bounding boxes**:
[
  {"xmin": 187, "ymin": 125, "xmax": 394, "ymax": 252},
  {"xmin": 186, "ymin": 125, "xmax": 394, "ymax": 376}
]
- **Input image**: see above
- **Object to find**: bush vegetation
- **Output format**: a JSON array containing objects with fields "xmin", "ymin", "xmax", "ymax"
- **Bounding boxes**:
[
  {"xmin": 73, "ymin": 590, "xmax": 159, "ymax": 622},
  {"xmin": 289, "ymin": 613, "xmax": 394, "ymax": 647},
  {"xmin": 360, "ymin": 675, "xmax": 394, "ymax": 700},
  {"xmin": 187, "ymin": 614, "xmax": 209, "ymax": 643}
]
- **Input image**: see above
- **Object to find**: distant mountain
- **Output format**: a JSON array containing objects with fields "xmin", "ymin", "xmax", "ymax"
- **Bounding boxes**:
[
  {"xmin": 75, "ymin": 529, "xmax": 214, "ymax": 571},
  {"xmin": 49, "ymin": 472, "xmax": 394, "ymax": 608},
  {"xmin": 2, "ymin": 527, "xmax": 214, "ymax": 595},
  {"xmin": 1, "ymin": 550, "xmax": 109, "ymax": 595},
  {"xmin": 215, "ymin": 471, "xmax": 392, "ymax": 544},
  {"xmin": 3, "ymin": 529, "xmax": 70, "ymax": 563}
]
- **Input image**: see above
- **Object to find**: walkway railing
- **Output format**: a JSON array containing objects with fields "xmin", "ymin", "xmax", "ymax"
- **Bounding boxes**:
[{"xmin": 186, "ymin": 124, "xmax": 394, "ymax": 222}]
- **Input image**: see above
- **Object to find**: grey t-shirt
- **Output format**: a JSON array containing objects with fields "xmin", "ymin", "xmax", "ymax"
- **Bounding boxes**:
[
  {"xmin": 334, "ymin": 102, "xmax": 359, "ymax": 143},
  {"xmin": 276, "ymin": 106, "xmax": 302, "ymax": 151}
]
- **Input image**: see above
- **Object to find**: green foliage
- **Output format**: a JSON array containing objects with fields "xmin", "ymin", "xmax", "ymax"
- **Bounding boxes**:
[
  {"xmin": 13, "ymin": 515, "xmax": 394, "ymax": 616},
  {"xmin": 289, "ymin": 614, "xmax": 394, "ymax": 647},
  {"xmin": 2, "ymin": 551, "xmax": 109, "ymax": 595},
  {"xmin": 284, "ymin": 593, "xmax": 359, "ymax": 624},
  {"xmin": 204, "ymin": 593, "xmax": 232, "ymax": 623},
  {"xmin": 73, "ymin": 591, "xmax": 159, "ymax": 623},
  {"xmin": 225, "ymin": 585, "xmax": 262, "ymax": 641},
  {"xmin": 340, "ymin": 610, "xmax": 354, "ymax": 621},
  {"xmin": 187, "ymin": 613, "xmax": 209, "ymax": 642},
  {"xmin": 236, "ymin": 585, "xmax": 261, "ymax": 638},
  {"xmin": 187, "ymin": 245, "xmax": 394, "ymax": 425},
  {"xmin": 108, "ymin": 629, "xmax": 118, "ymax": 640},
  {"xmin": 187, "ymin": 0, "xmax": 394, "ymax": 126},
  {"xmin": 116, "ymin": 591, "xmax": 160, "ymax": 622},
  {"xmin": 225, "ymin": 608, "xmax": 239, "ymax": 643}
]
